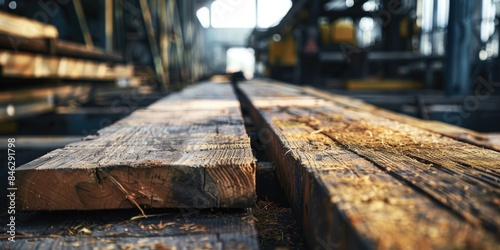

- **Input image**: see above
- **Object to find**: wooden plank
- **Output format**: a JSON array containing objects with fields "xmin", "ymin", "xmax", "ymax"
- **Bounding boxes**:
[
  {"xmin": 0, "ymin": 11, "xmax": 58, "ymax": 39},
  {"xmin": 0, "ymin": 35, "xmax": 123, "ymax": 62},
  {"xmin": 0, "ymin": 84, "xmax": 92, "ymax": 122},
  {"xmin": 487, "ymin": 133, "xmax": 500, "ymax": 148},
  {"xmin": 238, "ymin": 80, "xmax": 500, "ymax": 249},
  {"xmin": 0, "ymin": 209, "xmax": 258, "ymax": 249},
  {"xmin": 56, "ymin": 40, "xmax": 122, "ymax": 62},
  {"xmin": 17, "ymin": 82, "xmax": 255, "ymax": 210},
  {"xmin": 301, "ymin": 86, "xmax": 500, "ymax": 152},
  {"xmin": 0, "ymin": 85, "xmax": 81, "ymax": 102},
  {"xmin": 0, "ymin": 100, "xmax": 53, "ymax": 121},
  {"xmin": 4, "ymin": 235, "xmax": 258, "ymax": 249},
  {"xmin": 252, "ymin": 79, "xmax": 499, "ymax": 151},
  {"xmin": 0, "ymin": 50, "xmax": 133, "ymax": 80}
]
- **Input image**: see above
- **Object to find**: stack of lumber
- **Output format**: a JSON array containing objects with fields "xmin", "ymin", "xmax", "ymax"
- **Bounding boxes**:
[
  {"xmin": 0, "ymin": 11, "xmax": 129, "ymax": 80},
  {"xmin": 0, "ymin": 50, "xmax": 133, "ymax": 80},
  {"xmin": 4, "ymin": 82, "xmax": 257, "ymax": 249},
  {"xmin": 17, "ymin": 82, "xmax": 256, "ymax": 210},
  {"xmin": 9, "ymin": 78, "xmax": 500, "ymax": 249},
  {"xmin": 238, "ymin": 79, "xmax": 500, "ymax": 249}
]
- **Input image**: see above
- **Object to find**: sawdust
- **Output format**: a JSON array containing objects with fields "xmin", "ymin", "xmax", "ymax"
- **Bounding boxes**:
[{"xmin": 254, "ymin": 199, "xmax": 302, "ymax": 248}]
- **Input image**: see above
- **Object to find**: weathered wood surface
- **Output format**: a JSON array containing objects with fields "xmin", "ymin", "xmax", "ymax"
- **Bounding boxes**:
[
  {"xmin": 301, "ymin": 85, "xmax": 500, "ymax": 152},
  {"xmin": 238, "ymin": 80, "xmax": 500, "ymax": 249},
  {"xmin": 0, "ymin": 209, "xmax": 258, "ymax": 249},
  {"xmin": 17, "ymin": 82, "xmax": 255, "ymax": 210}
]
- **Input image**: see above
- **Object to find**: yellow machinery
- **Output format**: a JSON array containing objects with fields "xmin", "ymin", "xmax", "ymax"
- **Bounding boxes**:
[
  {"xmin": 267, "ymin": 31, "xmax": 297, "ymax": 67},
  {"xmin": 320, "ymin": 18, "xmax": 357, "ymax": 45}
]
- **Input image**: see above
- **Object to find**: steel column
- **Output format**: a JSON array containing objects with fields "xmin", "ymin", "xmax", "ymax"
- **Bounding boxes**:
[{"xmin": 445, "ymin": 0, "xmax": 474, "ymax": 96}]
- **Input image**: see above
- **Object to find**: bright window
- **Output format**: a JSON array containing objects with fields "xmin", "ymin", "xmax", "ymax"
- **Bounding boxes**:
[
  {"xmin": 196, "ymin": 7, "xmax": 210, "ymax": 28},
  {"xmin": 211, "ymin": 0, "xmax": 256, "ymax": 28},
  {"xmin": 226, "ymin": 47, "xmax": 255, "ymax": 79},
  {"xmin": 197, "ymin": 0, "xmax": 292, "ymax": 29},
  {"xmin": 257, "ymin": 0, "xmax": 292, "ymax": 28}
]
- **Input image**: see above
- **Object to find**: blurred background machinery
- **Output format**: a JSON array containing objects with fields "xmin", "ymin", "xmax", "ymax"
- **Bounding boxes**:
[{"xmin": 247, "ymin": 0, "xmax": 500, "ymax": 132}]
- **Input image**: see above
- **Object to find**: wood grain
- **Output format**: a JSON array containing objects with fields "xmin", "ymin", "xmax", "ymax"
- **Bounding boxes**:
[
  {"xmin": 0, "ymin": 209, "xmax": 258, "ymax": 249},
  {"xmin": 301, "ymin": 86, "xmax": 500, "ymax": 152},
  {"xmin": 253, "ymin": 79, "xmax": 500, "ymax": 151},
  {"xmin": 238, "ymin": 80, "xmax": 500, "ymax": 249},
  {"xmin": 17, "ymin": 82, "xmax": 255, "ymax": 210}
]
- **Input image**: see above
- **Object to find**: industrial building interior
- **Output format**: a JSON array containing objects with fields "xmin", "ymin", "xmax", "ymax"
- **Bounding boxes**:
[{"xmin": 1, "ymin": 0, "xmax": 500, "ymax": 249}]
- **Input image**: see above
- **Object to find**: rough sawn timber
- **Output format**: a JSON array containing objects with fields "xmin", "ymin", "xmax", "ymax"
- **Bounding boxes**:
[
  {"xmin": 0, "ymin": 209, "xmax": 258, "ymax": 250},
  {"xmin": 238, "ymin": 79, "xmax": 500, "ymax": 249},
  {"xmin": 17, "ymin": 82, "xmax": 256, "ymax": 210},
  {"xmin": 301, "ymin": 86, "xmax": 500, "ymax": 152}
]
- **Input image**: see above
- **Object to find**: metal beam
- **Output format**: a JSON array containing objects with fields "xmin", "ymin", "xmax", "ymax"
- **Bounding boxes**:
[
  {"xmin": 140, "ymin": 0, "xmax": 166, "ymax": 86},
  {"xmin": 445, "ymin": 0, "xmax": 474, "ymax": 96},
  {"xmin": 159, "ymin": 0, "xmax": 169, "ymax": 89},
  {"xmin": 73, "ymin": 0, "xmax": 94, "ymax": 48},
  {"xmin": 105, "ymin": 0, "xmax": 114, "ymax": 52}
]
